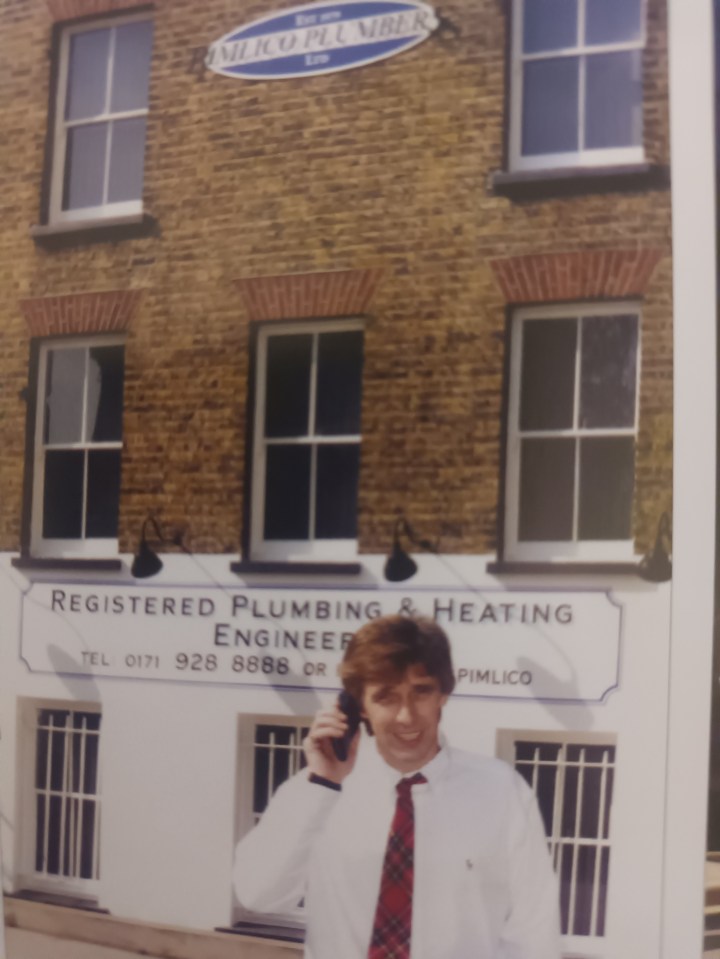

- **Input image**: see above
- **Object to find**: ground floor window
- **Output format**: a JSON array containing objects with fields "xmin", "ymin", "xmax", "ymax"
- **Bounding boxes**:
[
  {"xmin": 235, "ymin": 716, "xmax": 311, "ymax": 928},
  {"xmin": 19, "ymin": 703, "xmax": 102, "ymax": 898},
  {"xmin": 497, "ymin": 730, "xmax": 616, "ymax": 939}
]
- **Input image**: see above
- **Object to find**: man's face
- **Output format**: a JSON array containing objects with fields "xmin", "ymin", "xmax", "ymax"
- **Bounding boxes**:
[{"xmin": 361, "ymin": 664, "xmax": 448, "ymax": 773}]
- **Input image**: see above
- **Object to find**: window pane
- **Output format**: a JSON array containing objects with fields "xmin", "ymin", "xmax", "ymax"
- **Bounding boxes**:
[
  {"xmin": 518, "ymin": 437, "xmax": 575, "ymax": 541},
  {"xmin": 585, "ymin": 51, "xmax": 642, "ymax": 149},
  {"xmin": 316, "ymin": 331, "xmax": 363, "ymax": 435},
  {"xmin": 66, "ymin": 28, "xmax": 110, "ymax": 120},
  {"xmin": 45, "ymin": 348, "xmax": 85, "ymax": 444},
  {"xmin": 523, "ymin": 0, "xmax": 577, "ymax": 53},
  {"xmin": 43, "ymin": 450, "xmax": 84, "ymax": 538},
  {"xmin": 87, "ymin": 346, "xmax": 125, "ymax": 441},
  {"xmin": 80, "ymin": 799, "xmax": 98, "ymax": 878},
  {"xmin": 86, "ymin": 449, "xmax": 122, "ymax": 538},
  {"xmin": 264, "ymin": 445, "xmax": 311, "ymax": 539},
  {"xmin": 522, "ymin": 57, "xmax": 580, "ymax": 156},
  {"xmin": 264, "ymin": 335, "xmax": 312, "ymax": 438},
  {"xmin": 316, "ymin": 444, "xmax": 360, "ymax": 539},
  {"xmin": 63, "ymin": 123, "xmax": 108, "ymax": 210},
  {"xmin": 110, "ymin": 20, "xmax": 154, "ymax": 112},
  {"xmin": 520, "ymin": 319, "xmax": 577, "ymax": 431},
  {"xmin": 578, "ymin": 437, "xmax": 634, "ymax": 539},
  {"xmin": 580, "ymin": 315, "xmax": 638, "ymax": 428},
  {"xmin": 35, "ymin": 794, "xmax": 46, "ymax": 872},
  {"xmin": 107, "ymin": 117, "xmax": 147, "ymax": 203},
  {"xmin": 586, "ymin": 0, "xmax": 642, "ymax": 45}
]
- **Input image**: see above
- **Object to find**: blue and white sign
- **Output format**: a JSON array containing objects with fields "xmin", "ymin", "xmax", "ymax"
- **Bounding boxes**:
[{"xmin": 206, "ymin": 1, "xmax": 439, "ymax": 80}]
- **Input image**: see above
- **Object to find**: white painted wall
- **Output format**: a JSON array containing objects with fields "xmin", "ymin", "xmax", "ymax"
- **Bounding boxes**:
[{"xmin": 0, "ymin": 552, "xmax": 675, "ymax": 958}]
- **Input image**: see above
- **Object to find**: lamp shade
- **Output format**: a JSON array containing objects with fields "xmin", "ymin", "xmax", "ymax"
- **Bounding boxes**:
[
  {"xmin": 131, "ymin": 539, "xmax": 164, "ymax": 579},
  {"xmin": 383, "ymin": 542, "xmax": 418, "ymax": 583}
]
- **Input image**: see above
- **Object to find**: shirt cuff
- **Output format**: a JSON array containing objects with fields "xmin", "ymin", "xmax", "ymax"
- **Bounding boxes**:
[{"xmin": 308, "ymin": 772, "xmax": 342, "ymax": 792}]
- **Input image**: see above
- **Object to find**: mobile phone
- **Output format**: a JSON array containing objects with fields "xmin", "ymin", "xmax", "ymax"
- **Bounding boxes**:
[{"xmin": 332, "ymin": 690, "xmax": 362, "ymax": 761}]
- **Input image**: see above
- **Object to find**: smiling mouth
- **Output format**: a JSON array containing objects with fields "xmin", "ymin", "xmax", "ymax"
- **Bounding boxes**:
[{"xmin": 394, "ymin": 731, "xmax": 422, "ymax": 743}]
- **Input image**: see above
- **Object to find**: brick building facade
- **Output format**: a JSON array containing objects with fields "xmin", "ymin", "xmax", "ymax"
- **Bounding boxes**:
[{"xmin": 0, "ymin": 1, "xmax": 676, "ymax": 958}]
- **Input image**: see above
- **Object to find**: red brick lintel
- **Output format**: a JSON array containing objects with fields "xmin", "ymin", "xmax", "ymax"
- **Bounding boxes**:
[
  {"xmin": 235, "ymin": 269, "xmax": 384, "ymax": 321},
  {"xmin": 20, "ymin": 290, "xmax": 142, "ymax": 338},
  {"xmin": 489, "ymin": 249, "xmax": 664, "ymax": 304}
]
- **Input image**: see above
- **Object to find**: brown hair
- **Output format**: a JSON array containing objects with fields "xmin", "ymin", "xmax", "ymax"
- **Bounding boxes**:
[{"xmin": 340, "ymin": 615, "xmax": 456, "ymax": 703}]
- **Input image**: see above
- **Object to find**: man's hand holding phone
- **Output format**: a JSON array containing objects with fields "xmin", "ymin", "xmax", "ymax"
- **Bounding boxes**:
[{"xmin": 303, "ymin": 693, "xmax": 361, "ymax": 785}]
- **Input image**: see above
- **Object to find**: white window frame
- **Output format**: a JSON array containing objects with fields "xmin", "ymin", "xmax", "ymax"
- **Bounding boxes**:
[
  {"xmin": 235, "ymin": 715, "xmax": 311, "ymax": 927},
  {"xmin": 251, "ymin": 319, "xmax": 363, "ymax": 562},
  {"xmin": 49, "ymin": 12, "xmax": 152, "ymax": 225},
  {"xmin": 496, "ymin": 729, "xmax": 616, "ymax": 955},
  {"xmin": 504, "ymin": 302, "xmax": 640, "ymax": 563},
  {"xmin": 509, "ymin": 0, "xmax": 646, "ymax": 172},
  {"xmin": 16, "ymin": 699, "xmax": 102, "ymax": 901},
  {"xmin": 31, "ymin": 335, "xmax": 125, "ymax": 559}
]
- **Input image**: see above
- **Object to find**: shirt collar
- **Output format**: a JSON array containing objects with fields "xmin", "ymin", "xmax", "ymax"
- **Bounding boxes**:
[{"xmin": 366, "ymin": 734, "xmax": 450, "ymax": 791}]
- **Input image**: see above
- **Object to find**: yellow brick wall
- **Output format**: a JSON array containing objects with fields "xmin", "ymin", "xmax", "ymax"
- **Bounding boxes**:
[{"xmin": 0, "ymin": 0, "xmax": 672, "ymax": 558}]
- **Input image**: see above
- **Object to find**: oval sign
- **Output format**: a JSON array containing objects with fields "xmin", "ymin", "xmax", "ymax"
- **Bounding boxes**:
[{"xmin": 205, "ymin": 1, "xmax": 439, "ymax": 80}]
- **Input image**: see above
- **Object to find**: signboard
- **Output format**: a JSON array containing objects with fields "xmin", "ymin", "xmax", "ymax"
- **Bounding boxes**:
[
  {"xmin": 20, "ymin": 584, "xmax": 622, "ymax": 702},
  {"xmin": 205, "ymin": 1, "xmax": 439, "ymax": 80}
]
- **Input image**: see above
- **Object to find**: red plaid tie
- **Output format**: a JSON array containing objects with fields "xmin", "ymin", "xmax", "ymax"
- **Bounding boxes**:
[{"xmin": 368, "ymin": 773, "xmax": 427, "ymax": 959}]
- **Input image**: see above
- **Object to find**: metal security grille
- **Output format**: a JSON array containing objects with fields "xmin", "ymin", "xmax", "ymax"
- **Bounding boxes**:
[
  {"xmin": 34, "ymin": 709, "xmax": 101, "ymax": 881},
  {"xmin": 252, "ymin": 722, "xmax": 310, "ymax": 823},
  {"xmin": 514, "ymin": 740, "xmax": 615, "ymax": 937}
]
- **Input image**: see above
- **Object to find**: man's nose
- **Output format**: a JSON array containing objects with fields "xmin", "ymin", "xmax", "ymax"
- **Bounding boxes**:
[{"xmin": 396, "ymin": 700, "xmax": 416, "ymax": 725}]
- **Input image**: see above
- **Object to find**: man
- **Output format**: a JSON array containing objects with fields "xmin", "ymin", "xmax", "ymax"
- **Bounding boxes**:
[{"xmin": 234, "ymin": 615, "xmax": 560, "ymax": 958}]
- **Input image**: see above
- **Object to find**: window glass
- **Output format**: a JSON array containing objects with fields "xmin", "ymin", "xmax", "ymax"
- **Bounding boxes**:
[
  {"xmin": 86, "ymin": 449, "xmax": 122, "ymax": 537},
  {"xmin": 110, "ymin": 20, "xmax": 154, "ymax": 112},
  {"xmin": 586, "ymin": 0, "xmax": 642, "ymax": 45},
  {"xmin": 518, "ymin": 437, "xmax": 575, "ymax": 541},
  {"xmin": 512, "ymin": 739, "xmax": 615, "ymax": 937},
  {"xmin": 316, "ymin": 444, "xmax": 360, "ymax": 538},
  {"xmin": 520, "ymin": 318, "xmax": 576, "ymax": 431},
  {"xmin": 87, "ymin": 345, "xmax": 125, "ymax": 441},
  {"xmin": 66, "ymin": 28, "xmax": 110, "ymax": 121},
  {"xmin": 44, "ymin": 349, "xmax": 84, "ymax": 444},
  {"xmin": 63, "ymin": 124, "xmax": 107, "ymax": 211},
  {"xmin": 43, "ymin": 451, "xmax": 83, "ymax": 538},
  {"xmin": 585, "ymin": 51, "xmax": 642, "ymax": 150},
  {"xmin": 38, "ymin": 342, "xmax": 124, "ymax": 549},
  {"xmin": 264, "ymin": 445, "xmax": 311, "ymax": 539},
  {"xmin": 522, "ymin": 58, "xmax": 579, "ymax": 156},
  {"xmin": 578, "ymin": 437, "xmax": 634, "ymax": 539},
  {"xmin": 264, "ymin": 335, "xmax": 312, "ymax": 438},
  {"xmin": 580, "ymin": 315, "xmax": 638, "ymax": 428},
  {"xmin": 523, "ymin": 0, "xmax": 577, "ymax": 53},
  {"xmin": 107, "ymin": 117, "xmax": 147, "ymax": 203},
  {"xmin": 316, "ymin": 330, "xmax": 363, "ymax": 435},
  {"xmin": 54, "ymin": 18, "xmax": 152, "ymax": 219},
  {"xmin": 33, "ymin": 709, "xmax": 101, "ymax": 882}
]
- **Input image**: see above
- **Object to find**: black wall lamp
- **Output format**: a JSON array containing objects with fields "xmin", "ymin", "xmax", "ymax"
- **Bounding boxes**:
[
  {"xmin": 638, "ymin": 512, "xmax": 672, "ymax": 583},
  {"xmin": 131, "ymin": 516, "xmax": 188, "ymax": 579},
  {"xmin": 384, "ymin": 516, "xmax": 438, "ymax": 583}
]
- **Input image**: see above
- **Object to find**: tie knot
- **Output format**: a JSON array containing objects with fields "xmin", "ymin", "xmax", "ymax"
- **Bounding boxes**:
[{"xmin": 396, "ymin": 773, "xmax": 426, "ymax": 797}]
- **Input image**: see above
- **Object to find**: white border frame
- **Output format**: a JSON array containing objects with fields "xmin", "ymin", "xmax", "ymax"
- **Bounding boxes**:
[
  {"xmin": 504, "ymin": 302, "xmax": 640, "ymax": 563},
  {"xmin": 662, "ymin": 0, "xmax": 717, "ymax": 954},
  {"xmin": 49, "ymin": 12, "xmax": 152, "ymax": 225}
]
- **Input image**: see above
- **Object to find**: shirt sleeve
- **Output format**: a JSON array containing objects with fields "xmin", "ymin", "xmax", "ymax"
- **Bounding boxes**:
[
  {"xmin": 233, "ymin": 772, "xmax": 341, "ymax": 914},
  {"xmin": 500, "ymin": 772, "xmax": 562, "ymax": 959}
]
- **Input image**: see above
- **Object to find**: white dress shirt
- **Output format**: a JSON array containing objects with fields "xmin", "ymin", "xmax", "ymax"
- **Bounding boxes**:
[{"xmin": 234, "ymin": 738, "xmax": 560, "ymax": 959}]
